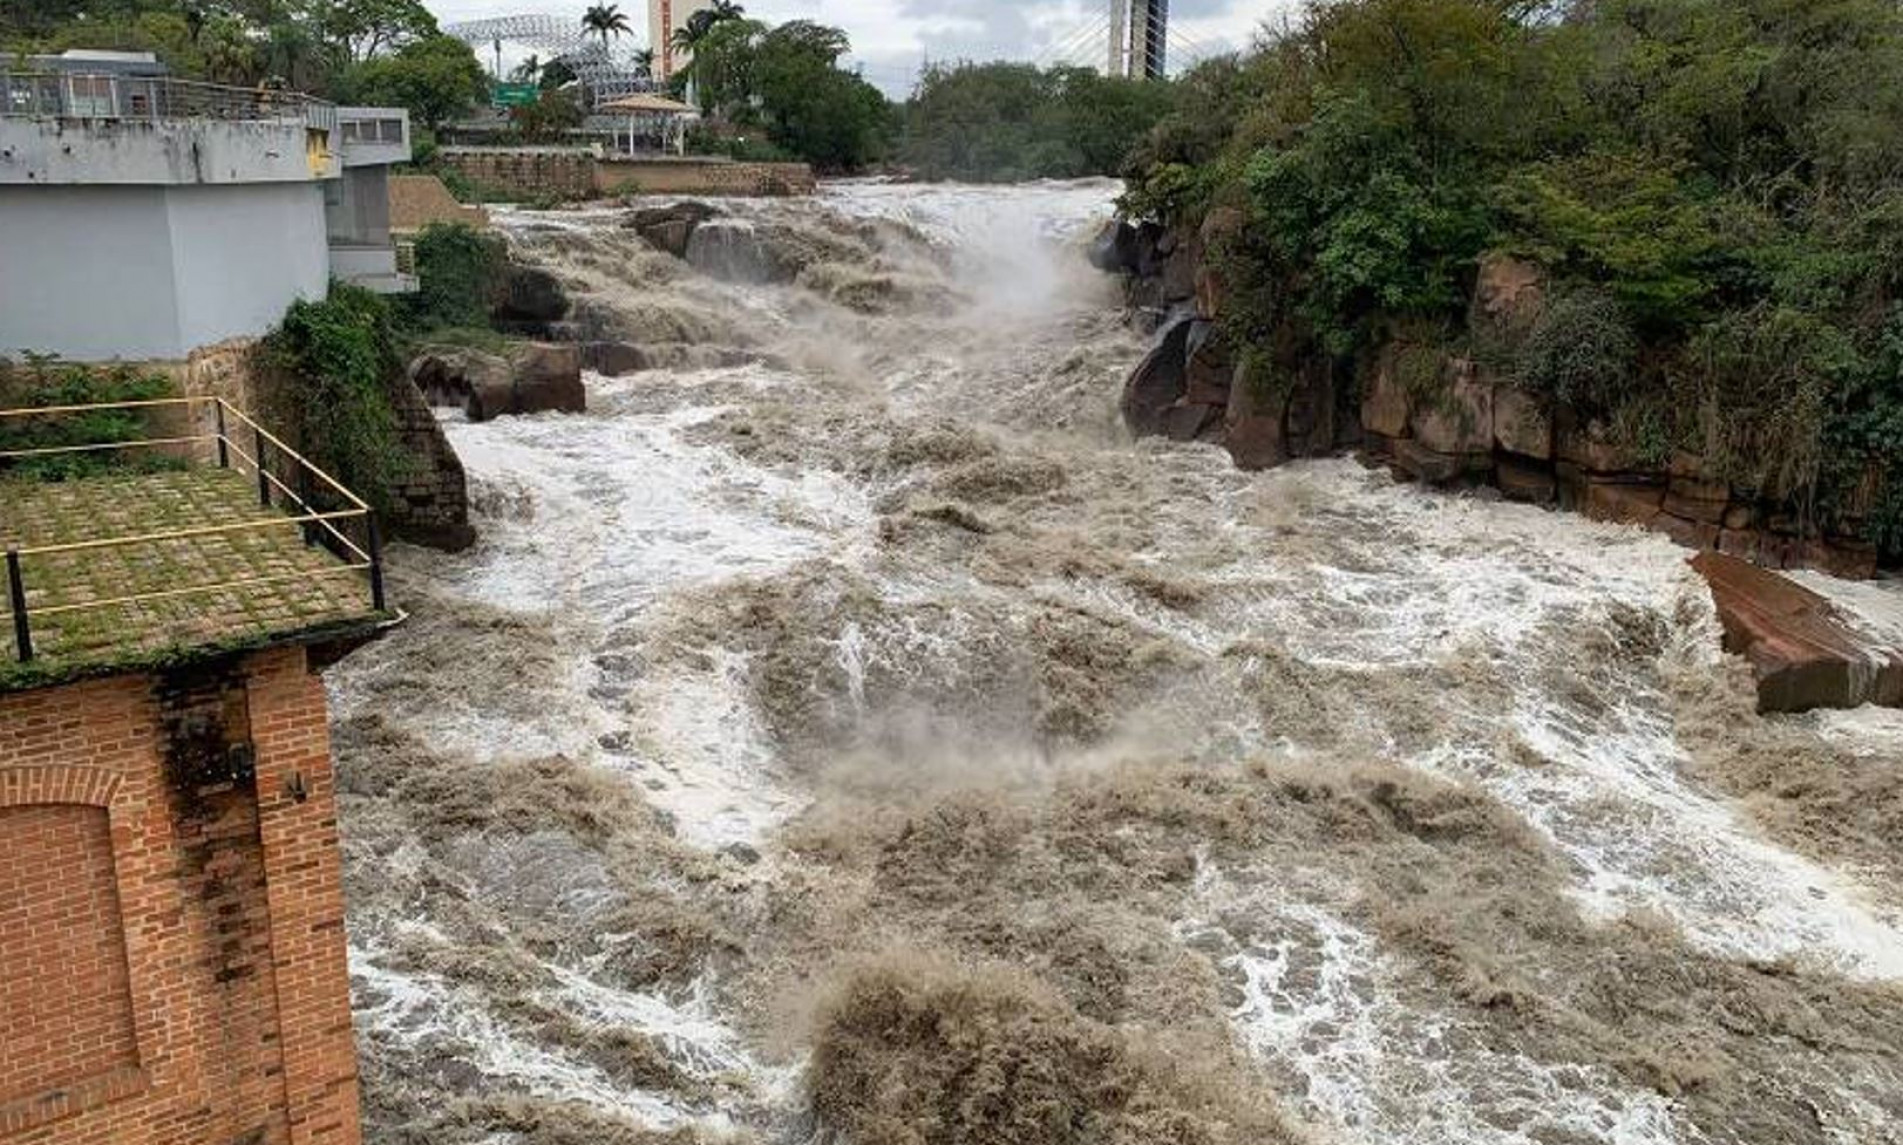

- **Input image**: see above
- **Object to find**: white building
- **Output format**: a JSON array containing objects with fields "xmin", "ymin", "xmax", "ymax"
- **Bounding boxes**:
[{"xmin": 0, "ymin": 53, "xmax": 415, "ymax": 362}]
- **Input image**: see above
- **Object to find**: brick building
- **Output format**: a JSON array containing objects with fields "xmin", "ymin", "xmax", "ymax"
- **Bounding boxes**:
[{"xmin": 0, "ymin": 398, "xmax": 387, "ymax": 1145}]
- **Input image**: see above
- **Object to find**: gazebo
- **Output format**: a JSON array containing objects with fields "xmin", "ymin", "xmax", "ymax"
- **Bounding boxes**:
[{"xmin": 598, "ymin": 92, "xmax": 697, "ymax": 156}]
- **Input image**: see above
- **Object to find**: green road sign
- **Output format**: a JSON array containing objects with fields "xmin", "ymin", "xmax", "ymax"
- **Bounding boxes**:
[{"xmin": 493, "ymin": 82, "xmax": 539, "ymax": 108}]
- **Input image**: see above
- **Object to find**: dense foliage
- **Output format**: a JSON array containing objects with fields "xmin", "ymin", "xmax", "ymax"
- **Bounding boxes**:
[
  {"xmin": 407, "ymin": 222, "xmax": 509, "ymax": 330},
  {"xmin": 263, "ymin": 285, "xmax": 407, "ymax": 511},
  {"xmin": 1122, "ymin": 0, "xmax": 1903, "ymax": 551},
  {"xmin": 0, "ymin": 361, "xmax": 178, "ymax": 481},
  {"xmin": 900, "ymin": 62, "xmax": 1175, "ymax": 182},
  {"xmin": 2, "ymin": 0, "xmax": 486, "ymax": 135},
  {"xmin": 680, "ymin": 18, "xmax": 894, "ymax": 171}
]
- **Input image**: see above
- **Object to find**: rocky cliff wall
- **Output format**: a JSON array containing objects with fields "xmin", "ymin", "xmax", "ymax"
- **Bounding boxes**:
[{"xmin": 1096, "ymin": 221, "xmax": 1887, "ymax": 579}]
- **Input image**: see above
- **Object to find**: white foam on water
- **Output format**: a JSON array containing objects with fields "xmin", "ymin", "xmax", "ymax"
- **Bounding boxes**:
[
  {"xmin": 334, "ymin": 181, "xmax": 1903, "ymax": 1142},
  {"xmin": 1181, "ymin": 861, "xmax": 1701, "ymax": 1145},
  {"xmin": 350, "ymin": 941, "xmax": 756, "ymax": 1132}
]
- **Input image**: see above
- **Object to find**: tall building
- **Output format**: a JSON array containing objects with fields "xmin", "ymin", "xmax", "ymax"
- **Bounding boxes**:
[
  {"xmin": 1106, "ymin": 0, "xmax": 1169, "ymax": 80},
  {"xmin": 649, "ymin": 0, "xmax": 714, "ymax": 83}
]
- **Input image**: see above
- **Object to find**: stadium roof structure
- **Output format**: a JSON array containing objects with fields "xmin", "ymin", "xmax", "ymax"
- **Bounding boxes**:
[{"xmin": 445, "ymin": 14, "xmax": 656, "ymax": 106}]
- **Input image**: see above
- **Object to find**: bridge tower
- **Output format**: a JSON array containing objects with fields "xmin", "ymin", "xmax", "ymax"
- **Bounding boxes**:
[{"xmin": 1106, "ymin": 0, "xmax": 1169, "ymax": 80}]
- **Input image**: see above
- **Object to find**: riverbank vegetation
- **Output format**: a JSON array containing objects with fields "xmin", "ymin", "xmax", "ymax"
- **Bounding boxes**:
[
  {"xmin": 1120, "ymin": 0, "xmax": 1903, "ymax": 556},
  {"xmin": 900, "ymin": 62, "xmax": 1175, "ymax": 183}
]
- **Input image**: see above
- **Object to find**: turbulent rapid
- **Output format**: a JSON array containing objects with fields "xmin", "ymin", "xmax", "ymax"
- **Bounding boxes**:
[{"xmin": 326, "ymin": 181, "xmax": 1903, "ymax": 1145}]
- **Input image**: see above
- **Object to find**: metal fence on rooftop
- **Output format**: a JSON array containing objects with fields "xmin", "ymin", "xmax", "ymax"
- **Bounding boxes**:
[
  {"xmin": 0, "ymin": 71, "xmax": 336, "ymax": 134},
  {"xmin": 0, "ymin": 396, "xmax": 385, "ymax": 666}
]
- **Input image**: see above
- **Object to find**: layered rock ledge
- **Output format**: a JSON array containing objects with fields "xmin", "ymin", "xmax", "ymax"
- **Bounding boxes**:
[{"xmin": 1692, "ymin": 552, "xmax": 1903, "ymax": 712}]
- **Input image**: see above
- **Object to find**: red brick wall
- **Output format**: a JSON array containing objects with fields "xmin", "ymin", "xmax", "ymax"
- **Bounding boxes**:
[
  {"xmin": 0, "ymin": 647, "xmax": 362, "ymax": 1145},
  {"xmin": 0, "ymin": 805, "xmax": 138, "ymax": 1104}
]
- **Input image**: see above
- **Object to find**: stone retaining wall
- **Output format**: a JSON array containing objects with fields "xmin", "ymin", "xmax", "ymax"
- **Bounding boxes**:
[
  {"xmin": 435, "ymin": 147, "xmax": 816, "ymax": 200},
  {"xmin": 596, "ymin": 157, "xmax": 816, "ymax": 196},
  {"xmin": 438, "ymin": 147, "xmax": 597, "ymax": 200},
  {"xmin": 390, "ymin": 173, "xmax": 490, "ymax": 233}
]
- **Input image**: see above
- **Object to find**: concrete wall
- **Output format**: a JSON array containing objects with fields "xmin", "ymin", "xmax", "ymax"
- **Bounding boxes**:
[
  {"xmin": 0, "ymin": 187, "xmax": 181, "ymax": 360},
  {"xmin": 0, "ymin": 648, "xmax": 363, "ymax": 1145},
  {"xmin": 325, "ymin": 165, "xmax": 392, "ymax": 245},
  {"xmin": 0, "ymin": 117, "xmax": 335, "ymax": 186},
  {"xmin": 0, "ymin": 183, "xmax": 327, "ymax": 361},
  {"xmin": 168, "ymin": 183, "xmax": 329, "ymax": 354}
]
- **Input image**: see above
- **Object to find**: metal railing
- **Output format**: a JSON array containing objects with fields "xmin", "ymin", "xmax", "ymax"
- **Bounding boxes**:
[
  {"xmin": 0, "ymin": 71, "xmax": 336, "ymax": 133},
  {"xmin": 0, "ymin": 397, "xmax": 385, "ymax": 665}
]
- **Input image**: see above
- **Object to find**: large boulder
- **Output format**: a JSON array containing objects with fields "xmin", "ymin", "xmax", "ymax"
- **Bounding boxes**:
[
  {"xmin": 409, "ymin": 343, "xmax": 585, "ymax": 422},
  {"xmin": 1492, "ymin": 384, "xmax": 1552, "ymax": 459},
  {"xmin": 493, "ymin": 265, "xmax": 569, "ymax": 325},
  {"xmin": 1472, "ymin": 252, "xmax": 1546, "ymax": 332},
  {"xmin": 1691, "ymin": 551, "xmax": 1903, "ymax": 712},
  {"xmin": 506, "ymin": 343, "xmax": 586, "ymax": 419},
  {"xmin": 1409, "ymin": 357, "xmax": 1493, "ymax": 456},
  {"xmin": 685, "ymin": 219, "xmax": 781, "ymax": 284},
  {"xmin": 583, "ymin": 341, "xmax": 650, "ymax": 376},
  {"xmin": 1183, "ymin": 321, "xmax": 1233, "ymax": 406},
  {"xmin": 1088, "ymin": 220, "xmax": 1141, "ymax": 274},
  {"xmin": 1360, "ymin": 345, "xmax": 1412, "ymax": 439},
  {"xmin": 626, "ymin": 201, "xmax": 722, "ymax": 258},
  {"xmin": 1193, "ymin": 207, "xmax": 1245, "ymax": 319},
  {"xmin": 1223, "ymin": 359, "xmax": 1288, "ymax": 471},
  {"xmin": 1120, "ymin": 318, "xmax": 1193, "ymax": 438},
  {"xmin": 411, "ymin": 347, "xmax": 513, "ymax": 413}
]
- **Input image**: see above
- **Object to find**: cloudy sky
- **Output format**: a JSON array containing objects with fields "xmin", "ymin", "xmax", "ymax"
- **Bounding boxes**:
[{"xmin": 423, "ymin": 0, "xmax": 1302, "ymax": 95}]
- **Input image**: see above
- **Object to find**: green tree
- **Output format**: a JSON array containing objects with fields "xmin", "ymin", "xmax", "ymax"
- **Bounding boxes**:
[
  {"xmin": 510, "ymin": 85, "xmax": 582, "ymax": 143},
  {"xmin": 900, "ymin": 62, "xmax": 1173, "ymax": 182},
  {"xmin": 317, "ymin": 0, "xmax": 437, "ymax": 62},
  {"xmin": 340, "ymin": 33, "xmax": 485, "ymax": 128}
]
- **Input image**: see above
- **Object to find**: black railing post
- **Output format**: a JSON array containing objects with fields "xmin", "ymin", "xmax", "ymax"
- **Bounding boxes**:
[
  {"xmin": 299, "ymin": 468, "xmax": 317, "ymax": 546},
  {"xmin": 366, "ymin": 515, "xmax": 387, "ymax": 612},
  {"xmin": 214, "ymin": 402, "xmax": 229, "ymax": 469},
  {"xmin": 255, "ymin": 426, "xmax": 270, "ymax": 507},
  {"xmin": 6, "ymin": 548, "xmax": 31, "ymax": 663}
]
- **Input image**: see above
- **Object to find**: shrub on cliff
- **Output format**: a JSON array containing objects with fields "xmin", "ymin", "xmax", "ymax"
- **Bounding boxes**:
[
  {"xmin": 410, "ymin": 222, "xmax": 508, "ymax": 331},
  {"xmin": 1124, "ymin": 0, "xmax": 1903, "ymax": 550},
  {"xmin": 264, "ymin": 285, "xmax": 406, "ymax": 511}
]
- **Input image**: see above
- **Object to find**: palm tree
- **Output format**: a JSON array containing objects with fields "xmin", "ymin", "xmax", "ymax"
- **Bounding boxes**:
[
  {"xmin": 671, "ymin": 3, "xmax": 744, "ymax": 54},
  {"xmin": 582, "ymin": 3, "xmax": 632, "ymax": 51},
  {"xmin": 511, "ymin": 53, "xmax": 543, "ymax": 84},
  {"xmin": 632, "ymin": 47, "xmax": 656, "ymax": 79}
]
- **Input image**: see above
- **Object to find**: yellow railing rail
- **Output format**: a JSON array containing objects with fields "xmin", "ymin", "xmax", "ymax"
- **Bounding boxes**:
[{"xmin": 0, "ymin": 396, "xmax": 386, "ymax": 664}]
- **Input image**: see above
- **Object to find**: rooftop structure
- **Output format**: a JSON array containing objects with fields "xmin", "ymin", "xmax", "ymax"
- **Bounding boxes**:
[
  {"xmin": 0, "ymin": 397, "xmax": 388, "ymax": 692},
  {"xmin": 0, "ymin": 69, "xmax": 413, "ymax": 362}
]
